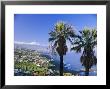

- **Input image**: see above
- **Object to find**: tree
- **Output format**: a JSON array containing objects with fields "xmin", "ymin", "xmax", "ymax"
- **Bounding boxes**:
[
  {"xmin": 48, "ymin": 21, "xmax": 75, "ymax": 76},
  {"xmin": 71, "ymin": 28, "xmax": 97, "ymax": 76}
]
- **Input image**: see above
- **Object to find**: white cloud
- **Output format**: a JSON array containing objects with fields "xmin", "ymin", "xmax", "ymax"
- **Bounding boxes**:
[
  {"xmin": 29, "ymin": 42, "xmax": 40, "ymax": 45},
  {"xmin": 14, "ymin": 41, "xmax": 40, "ymax": 45}
]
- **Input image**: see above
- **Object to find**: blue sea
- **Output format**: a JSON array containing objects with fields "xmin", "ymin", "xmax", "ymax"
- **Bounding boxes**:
[{"xmin": 50, "ymin": 51, "xmax": 97, "ymax": 76}]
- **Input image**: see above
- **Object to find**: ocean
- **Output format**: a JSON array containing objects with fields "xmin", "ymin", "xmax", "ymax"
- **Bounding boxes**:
[{"xmin": 51, "ymin": 51, "xmax": 97, "ymax": 76}]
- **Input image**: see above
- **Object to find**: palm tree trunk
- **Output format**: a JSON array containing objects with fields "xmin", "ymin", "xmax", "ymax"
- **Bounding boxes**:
[
  {"xmin": 85, "ymin": 67, "xmax": 89, "ymax": 76},
  {"xmin": 60, "ymin": 55, "xmax": 63, "ymax": 76}
]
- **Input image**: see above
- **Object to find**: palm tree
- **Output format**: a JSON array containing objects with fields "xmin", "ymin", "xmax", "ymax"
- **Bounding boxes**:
[
  {"xmin": 71, "ymin": 28, "xmax": 97, "ymax": 76},
  {"xmin": 48, "ymin": 21, "xmax": 75, "ymax": 76}
]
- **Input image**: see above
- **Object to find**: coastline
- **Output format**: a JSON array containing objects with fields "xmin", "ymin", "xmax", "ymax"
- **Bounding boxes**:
[{"xmin": 14, "ymin": 46, "xmax": 97, "ymax": 76}]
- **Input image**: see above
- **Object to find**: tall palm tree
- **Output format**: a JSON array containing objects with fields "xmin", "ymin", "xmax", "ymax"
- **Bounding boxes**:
[
  {"xmin": 71, "ymin": 28, "xmax": 97, "ymax": 76},
  {"xmin": 48, "ymin": 21, "xmax": 75, "ymax": 76}
]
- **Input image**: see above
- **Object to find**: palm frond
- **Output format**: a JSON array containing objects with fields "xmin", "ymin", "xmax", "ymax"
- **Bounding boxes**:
[
  {"xmin": 48, "ymin": 37, "xmax": 56, "ymax": 42},
  {"xmin": 49, "ymin": 31, "xmax": 57, "ymax": 37},
  {"xmin": 67, "ymin": 38, "xmax": 73, "ymax": 44},
  {"xmin": 71, "ymin": 45, "xmax": 82, "ymax": 53},
  {"xmin": 53, "ymin": 41, "xmax": 58, "ymax": 48},
  {"xmin": 93, "ymin": 55, "xmax": 97, "ymax": 65}
]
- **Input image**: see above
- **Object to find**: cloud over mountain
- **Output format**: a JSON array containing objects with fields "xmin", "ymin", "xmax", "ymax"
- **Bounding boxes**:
[{"xmin": 14, "ymin": 41, "xmax": 40, "ymax": 45}]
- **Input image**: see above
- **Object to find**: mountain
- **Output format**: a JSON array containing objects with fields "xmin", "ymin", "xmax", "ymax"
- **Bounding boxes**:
[{"xmin": 14, "ymin": 43, "xmax": 50, "ymax": 53}]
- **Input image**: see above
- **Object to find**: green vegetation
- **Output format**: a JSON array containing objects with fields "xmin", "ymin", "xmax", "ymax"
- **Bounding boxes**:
[
  {"xmin": 49, "ymin": 21, "xmax": 75, "ymax": 76},
  {"xmin": 14, "ymin": 48, "xmax": 57, "ymax": 76},
  {"xmin": 49, "ymin": 21, "xmax": 97, "ymax": 76},
  {"xmin": 71, "ymin": 28, "xmax": 97, "ymax": 76},
  {"xmin": 15, "ymin": 60, "xmax": 48, "ymax": 76}
]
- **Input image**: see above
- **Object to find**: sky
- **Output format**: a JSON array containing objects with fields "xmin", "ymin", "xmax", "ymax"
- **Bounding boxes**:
[{"xmin": 14, "ymin": 14, "xmax": 97, "ymax": 46}]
